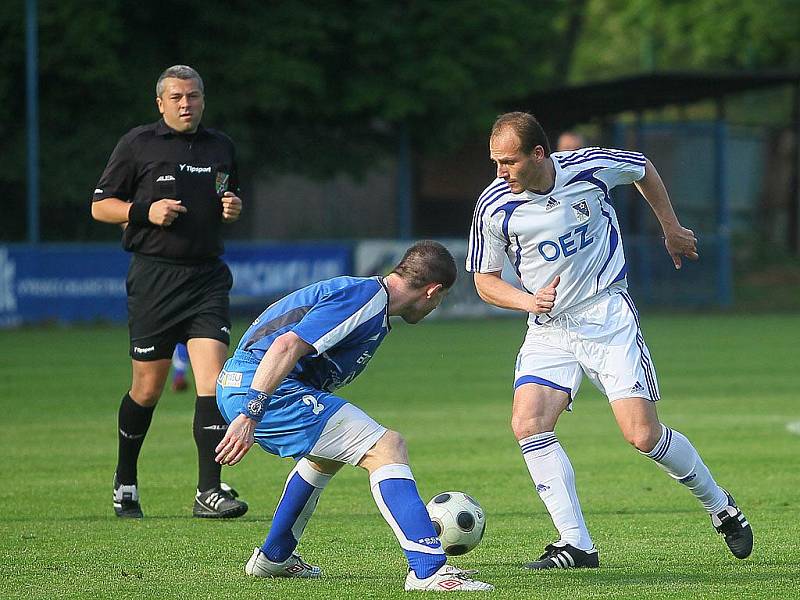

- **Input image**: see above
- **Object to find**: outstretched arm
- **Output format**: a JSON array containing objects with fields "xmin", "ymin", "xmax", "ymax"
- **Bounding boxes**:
[
  {"xmin": 634, "ymin": 159, "xmax": 699, "ymax": 269},
  {"xmin": 215, "ymin": 332, "xmax": 314, "ymax": 465}
]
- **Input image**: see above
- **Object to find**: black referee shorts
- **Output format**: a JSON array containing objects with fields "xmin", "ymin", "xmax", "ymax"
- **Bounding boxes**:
[{"xmin": 126, "ymin": 254, "xmax": 233, "ymax": 361}]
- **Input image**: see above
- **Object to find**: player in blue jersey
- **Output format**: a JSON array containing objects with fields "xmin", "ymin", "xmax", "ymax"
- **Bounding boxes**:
[
  {"xmin": 215, "ymin": 241, "xmax": 493, "ymax": 592},
  {"xmin": 468, "ymin": 112, "xmax": 752, "ymax": 570},
  {"xmin": 171, "ymin": 343, "xmax": 190, "ymax": 391}
]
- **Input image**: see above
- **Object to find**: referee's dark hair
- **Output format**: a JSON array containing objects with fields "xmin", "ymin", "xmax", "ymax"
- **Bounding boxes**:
[
  {"xmin": 491, "ymin": 111, "xmax": 551, "ymax": 156},
  {"xmin": 391, "ymin": 240, "xmax": 457, "ymax": 290}
]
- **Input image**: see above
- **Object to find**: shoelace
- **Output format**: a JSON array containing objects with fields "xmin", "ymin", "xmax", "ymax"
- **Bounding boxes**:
[
  {"xmin": 537, "ymin": 544, "xmax": 560, "ymax": 560},
  {"xmin": 717, "ymin": 512, "xmax": 744, "ymax": 536},
  {"xmin": 441, "ymin": 567, "xmax": 480, "ymax": 581},
  {"xmin": 202, "ymin": 488, "xmax": 235, "ymax": 501},
  {"xmin": 291, "ymin": 554, "xmax": 313, "ymax": 570}
]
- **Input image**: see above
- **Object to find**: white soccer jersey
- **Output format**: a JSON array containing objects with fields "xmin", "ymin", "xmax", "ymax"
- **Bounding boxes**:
[{"xmin": 467, "ymin": 147, "xmax": 647, "ymax": 322}]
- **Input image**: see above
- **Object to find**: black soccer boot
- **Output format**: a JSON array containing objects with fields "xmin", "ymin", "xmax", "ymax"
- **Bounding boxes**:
[
  {"xmin": 193, "ymin": 482, "xmax": 248, "ymax": 518},
  {"xmin": 712, "ymin": 490, "xmax": 753, "ymax": 559},
  {"xmin": 113, "ymin": 474, "xmax": 143, "ymax": 518},
  {"xmin": 524, "ymin": 543, "xmax": 599, "ymax": 570}
]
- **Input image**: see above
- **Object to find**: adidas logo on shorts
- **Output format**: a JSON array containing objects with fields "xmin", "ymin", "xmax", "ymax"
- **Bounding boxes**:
[{"xmin": 629, "ymin": 381, "xmax": 645, "ymax": 395}]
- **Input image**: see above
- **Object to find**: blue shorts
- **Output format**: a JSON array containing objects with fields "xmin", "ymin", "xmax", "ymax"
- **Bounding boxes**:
[{"xmin": 216, "ymin": 354, "xmax": 347, "ymax": 459}]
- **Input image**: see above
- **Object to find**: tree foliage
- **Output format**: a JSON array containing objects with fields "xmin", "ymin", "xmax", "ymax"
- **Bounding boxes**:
[
  {"xmin": 2, "ymin": 0, "xmax": 570, "ymax": 239},
  {"xmin": 1, "ymin": 0, "xmax": 798, "ymax": 240},
  {"xmin": 571, "ymin": 0, "xmax": 800, "ymax": 80}
]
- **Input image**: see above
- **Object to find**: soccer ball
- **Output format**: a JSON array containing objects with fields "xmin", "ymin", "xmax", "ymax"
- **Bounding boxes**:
[{"xmin": 426, "ymin": 491, "xmax": 486, "ymax": 556}]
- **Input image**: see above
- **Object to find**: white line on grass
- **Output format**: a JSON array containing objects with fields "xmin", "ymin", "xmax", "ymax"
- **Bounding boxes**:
[{"xmin": 786, "ymin": 421, "xmax": 800, "ymax": 435}]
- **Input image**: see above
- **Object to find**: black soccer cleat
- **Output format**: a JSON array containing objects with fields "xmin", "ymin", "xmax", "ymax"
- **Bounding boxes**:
[
  {"xmin": 712, "ymin": 490, "xmax": 753, "ymax": 559},
  {"xmin": 193, "ymin": 483, "xmax": 248, "ymax": 518},
  {"xmin": 524, "ymin": 543, "xmax": 599, "ymax": 570},
  {"xmin": 113, "ymin": 474, "xmax": 143, "ymax": 519}
]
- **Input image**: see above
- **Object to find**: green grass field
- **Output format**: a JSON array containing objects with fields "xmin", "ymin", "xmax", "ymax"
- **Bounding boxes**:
[{"xmin": 1, "ymin": 314, "xmax": 798, "ymax": 599}]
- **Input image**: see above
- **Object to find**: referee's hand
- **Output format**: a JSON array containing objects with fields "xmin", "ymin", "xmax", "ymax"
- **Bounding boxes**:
[
  {"xmin": 215, "ymin": 413, "xmax": 256, "ymax": 466},
  {"xmin": 149, "ymin": 199, "xmax": 187, "ymax": 226},
  {"xmin": 221, "ymin": 191, "xmax": 242, "ymax": 223}
]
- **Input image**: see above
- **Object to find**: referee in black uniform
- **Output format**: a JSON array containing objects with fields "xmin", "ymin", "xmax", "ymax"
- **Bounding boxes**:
[{"xmin": 91, "ymin": 65, "xmax": 247, "ymax": 519}]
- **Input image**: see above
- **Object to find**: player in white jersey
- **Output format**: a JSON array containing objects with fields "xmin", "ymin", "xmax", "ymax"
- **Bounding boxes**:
[{"xmin": 467, "ymin": 112, "xmax": 752, "ymax": 569}]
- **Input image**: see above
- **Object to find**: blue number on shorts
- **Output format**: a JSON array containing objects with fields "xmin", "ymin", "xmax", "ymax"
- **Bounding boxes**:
[{"xmin": 302, "ymin": 394, "xmax": 325, "ymax": 415}]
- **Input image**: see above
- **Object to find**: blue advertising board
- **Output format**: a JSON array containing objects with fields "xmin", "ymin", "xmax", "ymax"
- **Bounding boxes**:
[
  {"xmin": 224, "ymin": 243, "xmax": 351, "ymax": 306},
  {"xmin": 0, "ymin": 243, "xmax": 351, "ymax": 328},
  {"xmin": 0, "ymin": 245, "xmax": 129, "ymax": 327}
]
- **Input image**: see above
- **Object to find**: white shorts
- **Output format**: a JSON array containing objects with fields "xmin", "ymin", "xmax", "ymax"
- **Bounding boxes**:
[
  {"xmin": 514, "ymin": 287, "xmax": 660, "ymax": 407},
  {"xmin": 307, "ymin": 403, "xmax": 387, "ymax": 466}
]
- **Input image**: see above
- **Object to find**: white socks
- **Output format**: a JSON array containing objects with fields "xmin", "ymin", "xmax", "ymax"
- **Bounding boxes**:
[
  {"xmin": 519, "ymin": 432, "xmax": 594, "ymax": 551},
  {"xmin": 644, "ymin": 424, "xmax": 728, "ymax": 514},
  {"xmin": 520, "ymin": 424, "xmax": 728, "ymax": 552}
]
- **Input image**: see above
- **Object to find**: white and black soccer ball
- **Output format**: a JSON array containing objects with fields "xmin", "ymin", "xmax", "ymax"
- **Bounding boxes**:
[{"xmin": 426, "ymin": 491, "xmax": 486, "ymax": 556}]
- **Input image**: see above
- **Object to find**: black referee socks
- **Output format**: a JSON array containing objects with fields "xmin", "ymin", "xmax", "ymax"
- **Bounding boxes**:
[
  {"xmin": 193, "ymin": 395, "xmax": 227, "ymax": 492},
  {"xmin": 116, "ymin": 392, "xmax": 155, "ymax": 485}
]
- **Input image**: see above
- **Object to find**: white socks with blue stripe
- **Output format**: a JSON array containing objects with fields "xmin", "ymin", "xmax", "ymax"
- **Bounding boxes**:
[
  {"xmin": 519, "ymin": 432, "xmax": 594, "ymax": 551},
  {"xmin": 644, "ymin": 424, "xmax": 728, "ymax": 514},
  {"xmin": 369, "ymin": 463, "xmax": 446, "ymax": 579},
  {"xmin": 261, "ymin": 458, "xmax": 332, "ymax": 562}
]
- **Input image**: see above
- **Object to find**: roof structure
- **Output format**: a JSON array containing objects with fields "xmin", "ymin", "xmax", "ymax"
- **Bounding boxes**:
[
  {"xmin": 415, "ymin": 70, "xmax": 800, "ymax": 252},
  {"xmin": 508, "ymin": 70, "xmax": 800, "ymax": 129}
]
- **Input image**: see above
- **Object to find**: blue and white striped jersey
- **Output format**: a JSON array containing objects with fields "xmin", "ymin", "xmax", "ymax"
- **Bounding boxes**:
[
  {"xmin": 467, "ymin": 148, "xmax": 646, "ymax": 321},
  {"xmin": 236, "ymin": 276, "xmax": 390, "ymax": 392}
]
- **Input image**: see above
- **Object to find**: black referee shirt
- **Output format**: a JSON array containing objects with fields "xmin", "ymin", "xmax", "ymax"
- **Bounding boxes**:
[{"xmin": 92, "ymin": 119, "xmax": 239, "ymax": 260}]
